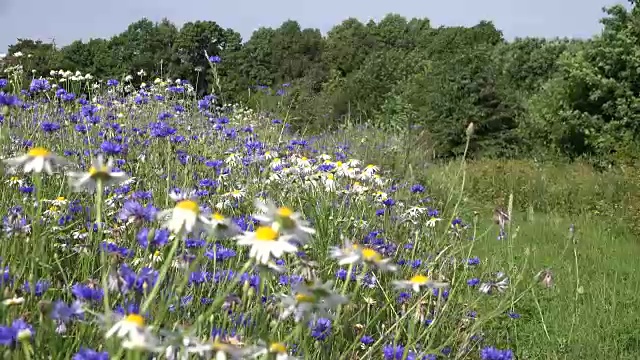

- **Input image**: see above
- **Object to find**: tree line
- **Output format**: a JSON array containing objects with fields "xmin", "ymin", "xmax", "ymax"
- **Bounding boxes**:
[{"xmin": 3, "ymin": 1, "xmax": 640, "ymax": 165}]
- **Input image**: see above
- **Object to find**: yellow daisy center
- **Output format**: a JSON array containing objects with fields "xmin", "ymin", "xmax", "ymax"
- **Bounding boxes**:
[
  {"xmin": 295, "ymin": 293, "xmax": 316, "ymax": 303},
  {"xmin": 277, "ymin": 206, "xmax": 293, "ymax": 218},
  {"xmin": 327, "ymin": 174, "xmax": 334, "ymax": 180},
  {"xmin": 213, "ymin": 212, "xmax": 225, "ymax": 221},
  {"xmin": 56, "ymin": 196, "xmax": 65, "ymax": 201},
  {"xmin": 212, "ymin": 338, "xmax": 233, "ymax": 352},
  {"xmin": 27, "ymin": 147, "xmax": 50, "ymax": 157},
  {"xmin": 361, "ymin": 247, "xmax": 381, "ymax": 262},
  {"xmin": 336, "ymin": 161, "xmax": 343, "ymax": 167},
  {"xmin": 10, "ymin": 176, "xmax": 19, "ymax": 182},
  {"xmin": 176, "ymin": 200, "xmax": 200, "ymax": 214},
  {"xmin": 124, "ymin": 314, "xmax": 145, "ymax": 327},
  {"xmin": 255, "ymin": 226, "xmax": 278, "ymax": 241},
  {"xmin": 409, "ymin": 274, "xmax": 429, "ymax": 284},
  {"xmin": 88, "ymin": 166, "xmax": 110, "ymax": 178},
  {"xmin": 269, "ymin": 342, "xmax": 287, "ymax": 354},
  {"xmin": 153, "ymin": 250, "xmax": 161, "ymax": 257}
]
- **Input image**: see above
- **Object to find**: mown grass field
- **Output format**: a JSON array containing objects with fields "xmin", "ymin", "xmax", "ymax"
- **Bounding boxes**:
[{"xmin": 0, "ymin": 74, "xmax": 638, "ymax": 360}]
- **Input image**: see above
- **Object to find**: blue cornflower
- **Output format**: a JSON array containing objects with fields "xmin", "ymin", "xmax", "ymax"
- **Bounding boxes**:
[
  {"xmin": 106, "ymin": 79, "xmax": 119, "ymax": 87},
  {"xmin": 467, "ymin": 256, "xmax": 481, "ymax": 266},
  {"xmin": 397, "ymin": 292, "xmax": 411, "ymax": 304},
  {"xmin": 0, "ymin": 319, "xmax": 34, "ymax": 345},
  {"xmin": 360, "ymin": 335, "xmax": 374, "ymax": 346},
  {"xmin": 22, "ymin": 279, "xmax": 50, "ymax": 296},
  {"xmin": 467, "ymin": 278, "xmax": 480, "ymax": 286},
  {"xmin": 100, "ymin": 140, "xmax": 123, "ymax": 155},
  {"xmin": 480, "ymin": 347, "xmax": 513, "ymax": 360},
  {"xmin": 29, "ymin": 78, "xmax": 51, "ymax": 92},
  {"xmin": 100, "ymin": 242, "xmax": 134, "ymax": 258},
  {"xmin": 0, "ymin": 79, "xmax": 7, "ymax": 88},
  {"xmin": 157, "ymin": 112, "xmax": 173, "ymax": 121},
  {"xmin": 336, "ymin": 268, "xmax": 357, "ymax": 282},
  {"xmin": 51, "ymin": 300, "xmax": 84, "ymax": 322},
  {"xmin": 74, "ymin": 124, "xmax": 88, "ymax": 133},
  {"xmin": 118, "ymin": 264, "xmax": 158, "ymax": 294},
  {"xmin": 411, "ymin": 184, "xmax": 425, "ymax": 193},
  {"xmin": 309, "ymin": 318, "xmax": 332, "ymax": 341},
  {"xmin": 149, "ymin": 121, "xmax": 176, "ymax": 138},
  {"xmin": 204, "ymin": 245, "xmax": 236, "ymax": 261},
  {"xmin": 0, "ymin": 93, "xmax": 20, "ymax": 107},
  {"xmin": 208, "ymin": 55, "xmax": 221, "ymax": 63},
  {"xmin": 71, "ymin": 284, "xmax": 104, "ymax": 302},
  {"xmin": 41, "ymin": 121, "xmax": 61, "ymax": 132},
  {"xmin": 383, "ymin": 344, "xmax": 417, "ymax": 360},
  {"xmin": 72, "ymin": 347, "xmax": 110, "ymax": 360},
  {"xmin": 118, "ymin": 200, "xmax": 157, "ymax": 223},
  {"xmin": 508, "ymin": 312, "xmax": 521, "ymax": 319}
]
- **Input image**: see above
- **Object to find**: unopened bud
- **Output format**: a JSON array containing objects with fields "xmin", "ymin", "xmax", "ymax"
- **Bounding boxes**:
[{"xmin": 466, "ymin": 122, "xmax": 475, "ymax": 138}]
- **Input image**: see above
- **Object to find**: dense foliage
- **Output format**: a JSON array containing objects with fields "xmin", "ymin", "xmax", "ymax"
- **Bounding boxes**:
[{"xmin": 3, "ymin": 2, "xmax": 640, "ymax": 164}]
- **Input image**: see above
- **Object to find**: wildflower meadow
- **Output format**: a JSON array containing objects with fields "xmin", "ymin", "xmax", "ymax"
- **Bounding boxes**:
[{"xmin": 0, "ymin": 50, "xmax": 638, "ymax": 360}]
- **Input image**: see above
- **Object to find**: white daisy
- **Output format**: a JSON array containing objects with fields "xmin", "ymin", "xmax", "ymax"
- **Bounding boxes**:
[
  {"xmin": 3, "ymin": 147, "xmax": 69, "ymax": 175},
  {"xmin": 330, "ymin": 239, "xmax": 397, "ymax": 272},
  {"xmin": 248, "ymin": 342, "xmax": 298, "ymax": 360},
  {"xmin": 280, "ymin": 279, "xmax": 347, "ymax": 322},
  {"xmin": 226, "ymin": 188, "xmax": 246, "ymax": 200},
  {"xmin": 235, "ymin": 226, "xmax": 297, "ymax": 264},
  {"xmin": 5, "ymin": 176, "xmax": 24, "ymax": 187},
  {"xmin": 157, "ymin": 195, "xmax": 212, "ymax": 235},
  {"xmin": 105, "ymin": 313, "xmax": 159, "ymax": 351},
  {"xmin": 359, "ymin": 164, "xmax": 379, "ymax": 179},
  {"xmin": 208, "ymin": 212, "xmax": 243, "ymax": 239},
  {"xmin": 323, "ymin": 173, "xmax": 337, "ymax": 192},
  {"xmin": 67, "ymin": 155, "xmax": 129, "ymax": 192},
  {"xmin": 393, "ymin": 274, "xmax": 449, "ymax": 293},
  {"xmin": 253, "ymin": 199, "xmax": 316, "ymax": 244}
]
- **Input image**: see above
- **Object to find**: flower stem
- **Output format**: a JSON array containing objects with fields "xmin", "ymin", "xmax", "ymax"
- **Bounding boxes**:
[{"xmin": 140, "ymin": 229, "xmax": 182, "ymax": 313}]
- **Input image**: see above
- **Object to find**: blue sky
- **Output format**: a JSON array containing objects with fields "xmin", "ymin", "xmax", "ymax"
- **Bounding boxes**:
[{"xmin": 0, "ymin": 0, "xmax": 628, "ymax": 51}]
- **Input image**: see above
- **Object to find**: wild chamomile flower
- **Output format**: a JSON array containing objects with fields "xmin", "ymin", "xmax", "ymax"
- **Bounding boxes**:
[
  {"xmin": 157, "ymin": 194, "xmax": 211, "ymax": 235},
  {"xmin": 2, "ymin": 296, "xmax": 25, "ymax": 306},
  {"xmin": 209, "ymin": 212, "xmax": 242, "ymax": 239},
  {"xmin": 249, "ymin": 342, "xmax": 298, "ymax": 360},
  {"xmin": 348, "ymin": 181, "xmax": 368, "ymax": 195},
  {"xmin": 5, "ymin": 176, "xmax": 24, "ymax": 187},
  {"xmin": 479, "ymin": 272, "xmax": 509, "ymax": 294},
  {"xmin": 360, "ymin": 164, "xmax": 379, "ymax": 179},
  {"xmin": 45, "ymin": 196, "xmax": 68, "ymax": 207},
  {"xmin": 393, "ymin": 274, "xmax": 449, "ymax": 293},
  {"xmin": 226, "ymin": 188, "xmax": 246, "ymax": 200},
  {"xmin": 235, "ymin": 226, "xmax": 297, "ymax": 264},
  {"xmin": 104, "ymin": 313, "xmax": 159, "ymax": 350},
  {"xmin": 426, "ymin": 214, "xmax": 442, "ymax": 227},
  {"xmin": 330, "ymin": 238, "xmax": 397, "ymax": 272},
  {"xmin": 280, "ymin": 279, "xmax": 347, "ymax": 322},
  {"xmin": 132, "ymin": 249, "xmax": 164, "ymax": 266},
  {"xmin": 3, "ymin": 147, "xmax": 69, "ymax": 175},
  {"xmin": 253, "ymin": 199, "xmax": 316, "ymax": 244},
  {"xmin": 67, "ymin": 155, "xmax": 129, "ymax": 192},
  {"xmin": 322, "ymin": 173, "xmax": 337, "ymax": 191}
]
